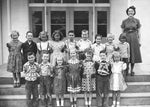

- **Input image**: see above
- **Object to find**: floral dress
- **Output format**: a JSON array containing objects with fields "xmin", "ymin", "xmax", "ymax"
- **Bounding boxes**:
[
  {"xmin": 82, "ymin": 60, "xmax": 96, "ymax": 92},
  {"xmin": 6, "ymin": 40, "xmax": 22, "ymax": 73},
  {"xmin": 67, "ymin": 58, "xmax": 82, "ymax": 93},
  {"xmin": 49, "ymin": 41, "xmax": 66, "ymax": 66},
  {"xmin": 110, "ymin": 61, "xmax": 127, "ymax": 91}
]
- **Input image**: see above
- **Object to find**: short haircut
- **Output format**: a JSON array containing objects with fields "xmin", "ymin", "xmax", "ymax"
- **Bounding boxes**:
[
  {"xmin": 51, "ymin": 30, "xmax": 64, "ymax": 41},
  {"xmin": 10, "ymin": 30, "xmax": 19, "ymax": 38},
  {"xmin": 27, "ymin": 52, "xmax": 35, "ymax": 57},
  {"xmin": 95, "ymin": 34, "xmax": 102, "ymax": 40},
  {"xmin": 38, "ymin": 31, "xmax": 49, "ymax": 41},
  {"xmin": 68, "ymin": 30, "xmax": 74, "ymax": 34},
  {"xmin": 82, "ymin": 29, "xmax": 88, "ymax": 34},
  {"xmin": 26, "ymin": 31, "xmax": 33, "ymax": 36},
  {"xmin": 100, "ymin": 49, "xmax": 107, "ymax": 55},
  {"xmin": 126, "ymin": 6, "xmax": 136, "ymax": 15},
  {"xmin": 119, "ymin": 33, "xmax": 127, "ymax": 41}
]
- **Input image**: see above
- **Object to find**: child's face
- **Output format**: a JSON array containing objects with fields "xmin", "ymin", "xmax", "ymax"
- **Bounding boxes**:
[
  {"xmin": 107, "ymin": 37, "xmax": 114, "ymax": 43},
  {"xmin": 26, "ymin": 33, "xmax": 33, "ymax": 41},
  {"xmin": 82, "ymin": 31, "xmax": 88, "ymax": 40},
  {"xmin": 28, "ymin": 55, "xmax": 35, "ymax": 64},
  {"xmin": 96, "ymin": 36, "xmax": 102, "ymax": 44},
  {"xmin": 100, "ymin": 53, "xmax": 107, "ymax": 61},
  {"xmin": 113, "ymin": 55, "xmax": 120, "ymax": 62},
  {"xmin": 86, "ymin": 53, "xmax": 92, "ymax": 60},
  {"xmin": 120, "ymin": 38, "xmax": 126, "ymax": 43},
  {"xmin": 54, "ymin": 33, "xmax": 60, "ymax": 41},
  {"xmin": 68, "ymin": 32, "xmax": 75, "ymax": 41},
  {"xmin": 57, "ymin": 58, "xmax": 63, "ymax": 65},
  {"xmin": 11, "ymin": 32, "xmax": 19, "ymax": 40},
  {"xmin": 40, "ymin": 33, "xmax": 48, "ymax": 41},
  {"xmin": 70, "ymin": 51, "xmax": 76, "ymax": 58},
  {"xmin": 42, "ymin": 54, "xmax": 49, "ymax": 63}
]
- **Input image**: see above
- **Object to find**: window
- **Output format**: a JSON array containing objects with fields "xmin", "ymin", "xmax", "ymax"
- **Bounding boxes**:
[
  {"xmin": 97, "ymin": 11, "xmax": 107, "ymax": 37},
  {"xmin": 29, "ymin": 0, "xmax": 44, "ymax": 3},
  {"xmin": 74, "ymin": 11, "xmax": 89, "ymax": 37},
  {"xmin": 47, "ymin": 0, "xmax": 61, "ymax": 3},
  {"xmin": 95, "ymin": 0, "xmax": 109, "ymax": 3},
  {"xmin": 79, "ymin": 0, "xmax": 92, "ymax": 3},
  {"xmin": 31, "ymin": 10, "xmax": 43, "ymax": 37},
  {"xmin": 63, "ymin": 0, "xmax": 77, "ymax": 3},
  {"xmin": 51, "ymin": 11, "xmax": 66, "ymax": 36}
]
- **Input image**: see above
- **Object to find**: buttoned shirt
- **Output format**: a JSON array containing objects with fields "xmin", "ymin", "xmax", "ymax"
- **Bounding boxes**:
[{"xmin": 39, "ymin": 62, "xmax": 53, "ymax": 76}]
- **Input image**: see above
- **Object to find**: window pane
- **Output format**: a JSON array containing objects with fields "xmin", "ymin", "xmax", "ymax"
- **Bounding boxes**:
[
  {"xmin": 63, "ymin": 0, "xmax": 77, "ymax": 3},
  {"xmin": 47, "ymin": 0, "xmax": 61, "ymax": 3},
  {"xmin": 79, "ymin": 0, "xmax": 92, "ymax": 3},
  {"xmin": 51, "ymin": 11, "xmax": 66, "ymax": 36},
  {"xmin": 98, "ymin": 11, "xmax": 107, "ymax": 24},
  {"xmin": 74, "ymin": 11, "xmax": 89, "ymax": 37},
  {"xmin": 95, "ymin": 0, "xmax": 109, "ymax": 3},
  {"xmin": 29, "ymin": 0, "xmax": 44, "ymax": 3},
  {"xmin": 97, "ymin": 25, "xmax": 107, "ymax": 37},
  {"xmin": 33, "ymin": 25, "xmax": 43, "ymax": 37}
]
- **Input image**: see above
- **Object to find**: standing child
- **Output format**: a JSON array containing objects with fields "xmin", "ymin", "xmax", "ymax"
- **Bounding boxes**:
[
  {"xmin": 37, "ymin": 31, "xmax": 51, "ymax": 63},
  {"xmin": 6, "ymin": 31, "xmax": 22, "ymax": 88},
  {"xmin": 39, "ymin": 52, "xmax": 53, "ymax": 106},
  {"xmin": 92, "ymin": 34, "xmax": 106, "ymax": 62},
  {"xmin": 65, "ymin": 30, "xmax": 79, "ymax": 60},
  {"xmin": 23, "ymin": 52, "xmax": 40, "ymax": 107},
  {"xmin": 22, "ymin": 31, "xmax": 37, "ymax": 65},
  {"xmin": 82, "ymin": 48, "xmax": 96, "ymax": 107},
  {"xmin": 77, "ymin": 29, "xmax": 92, "ymax": 60},
  {"xmin": 53, "ymin": 57, "xmax": 67, "ymax": 107},
  {"xmin": 110, "ymin": 52, "xmax": 127, "ymax": 107},
  {"xmin": 49, "ymin": 30, "xmax": 66, "ymax": 66},
  {"xmin": 105, "ymin": 33, "xmax": 117, "ymax": 63},
  {"xmin": 67, "ymin": 49, "xmax": 82, "ymax": 107},
  {"xmin": 118, "ymin": 33, "xmax": 130, "ymax": 80},
  {"xmin": 96, "ymin": 50, "xmax": 111, "ymax": 107}
]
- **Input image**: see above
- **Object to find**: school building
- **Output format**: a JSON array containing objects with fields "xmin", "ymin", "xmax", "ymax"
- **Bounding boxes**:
[{"xmin": 0, "ymin": 0, "xmax": 150, "ymax": 75}]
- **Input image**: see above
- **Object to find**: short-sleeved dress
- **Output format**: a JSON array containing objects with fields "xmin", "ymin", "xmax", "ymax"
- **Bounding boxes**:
[
  {"xmin": 121, "ymin": 17, "xmax": 142, "ymax": 63},
  {"xmin": 67, "ymin": 59, "xmax": 81, "ymax": 93},
  {"xmin": 110, "ymin": 61, "xmax": 127, "ymax": 91},
  {"xmin": 82, "ymin": 60, "xmax": 96, "ymax": 92},
  {"xmin": 53, "ymin": 65, "xmax": 66, "ymax": 95},
  {"xmin": 6, "ymin": 40, "xmax": 22, "ymax": 73},
  {"xmin": 49, "ymin": 41, "xmax": 66, "ymax": 66}
]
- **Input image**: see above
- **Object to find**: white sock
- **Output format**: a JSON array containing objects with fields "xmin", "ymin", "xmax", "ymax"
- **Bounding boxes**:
[
  {"xmin": 56, "ymin": 100, "xmax": 60, "ymax": 106},
  {"xmin": 61, "ymin": 100, "xmax": 64, "ymax": 106},
  {"xmin": 89, "ymin": 100, "xmax": 91, "ymax": 105},
  {"xmin": 113, "ymin": 101, "xmax": 116, "ymax": 105},
  {"xmin": 117, "ymin": 101, "xmax": 120, "ymax": 105},
  {"xmin": 85, "ymin": 101, "xmax": 88, "ymax": 105}
]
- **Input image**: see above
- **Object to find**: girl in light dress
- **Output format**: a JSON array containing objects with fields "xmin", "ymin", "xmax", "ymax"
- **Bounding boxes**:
[
  {"xmin": 110, "ymin": 51, "xmax": 127, "ymax": 107},
  {"xmin": 49, "ymin": 30, "xmax": 66, "ymax": 67},
  {"xmin": 37, "ymin": 31, "xmax": 51, "ymax": 63},
  {"xmin": 6, "ymin": 31, "xmax": 22, "ymax": 88}
]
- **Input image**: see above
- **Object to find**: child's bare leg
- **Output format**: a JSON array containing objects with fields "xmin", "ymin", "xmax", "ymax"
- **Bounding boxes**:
[
  {"xmin": 84, "ymin": 92, "xmax": 88, "ymax": 106},
  {"xmin": 60, "ymin": 94, "xmax": 64, "ymax": 106},
  {"xmin": 89, "ymin": 92, "xmax": 92, "ymax": 106},
  {"xmin": 47, "ymin": 93, "xmax": 52, "ymax": 105},
  {"xmin": 70, "ymin": 93, "xmax": 73, "ymax": 107},
  {"xmin": 74, "ymin": 93, "xmax": 77, "ymax": 107},
  {"xmin": 56, "ymin": 95, "xmax": 60, "ymax": 106},
  {"xmin": 116, "ymin": 91, "xmax": 120, "ymax": 107},
  {"xmin": 16, "ymin": 72, "xmax": 21, "ymax": 87},
  {"xmin": 112, "ymin": 91, "xmax": 116, "ymax": 107}
]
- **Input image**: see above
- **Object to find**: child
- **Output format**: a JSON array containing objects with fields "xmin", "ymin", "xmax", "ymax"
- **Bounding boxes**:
[
  {"xmin": 82, "ymin": 48, "xmax": 96, "ymax": 107},
  {"xmin": 53, "ymin": 56, "xmax": 67, "ymax": 107},
  {"xmin": 92, "ymin": 34, "xmax": 106, "ymax": 62},
  {"xmin": 39, "ymin": 52, "xmax": 53, "ymax": 106},
  {"xmin": 23, "ymin": 52, "xmax": 40, "ymax": 107},
  {"xmin": 49, "ymin": 30, "xmax": 66, "ymax": 66},
  {"xmin": 65, "ymin": 30, "xmax": 79, "ymax": 60},
  {"xmin": 22, "ymin": 31, "xmax": 37, "ymax": 65},
  {"xmin": 77, "ymin": 29, "xmax": 92, "ymax": 60},
  {"xmin": 105, "ymin": 33, "xmax": 117, "ymax": 63},
  {"xmin": 110, "ymin": 52, "xmax": 127, "ymax": 107},
  {"xmin": 6, "ymin": 31, "xmax": 22, "ymax": 88},
  {"xmin": 37, "ymin": 31, "xmax": 51, "ymax": 63},
  {"xmin": 96, "ymin": 50, "xmax": 111, "ymax": 107},
  {"xmin": 67, "ymin": 49, "xmax": 82, "ymax": 107},
  {"xmin": 118, "ymin": 33, "xmax": 130, "ymax": 79}
]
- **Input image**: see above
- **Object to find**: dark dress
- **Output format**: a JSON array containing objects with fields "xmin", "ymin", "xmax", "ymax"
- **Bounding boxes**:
[
  {"xmin": 121, "ymin": 17, "xmax": 142, "ymax": 63},
  {"xmin": 53, "ymin": 65, "xmax": 67, "ymax": 95},
  {"xmin": 6, "ymin": 40, "xmax": 22, "ymax": 73},
  {"xmin": 22, "ymin": 41, "xmax": 37, "ymax": 64}
]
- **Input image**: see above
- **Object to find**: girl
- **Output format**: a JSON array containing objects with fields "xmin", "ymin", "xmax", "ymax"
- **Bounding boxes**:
[
  {"xmin": 110, "ymin": 52, "xmax": 127, "ymax": 107},
  {"xmin": 53, "ymin": 56, "xmax": 67, "ymax": 107},
  {"xmin": 37, "ymin": 31, "xmax": 51, "ymax": 63},
  {"xmin": 82, "ymin": 48, "xmax": 96, "ymax": 107},
  {"xmin": 6, "ymin": 31, "xmax": 22, "ymax": 88},
  {"xmin": 49, "ymin": 30, "xmax": 66, "ymax": 67},
  {"xmin": 105, "ymin": 33, "xmax": 117, "ymax": 63},
  {"xmin": 91, "ymin": 34, "xmax": 106, "ymax": 62},
  {"xmin": 67, "ymin": 49, "xmax": 82, "ymax": 107},
  {"xmin": 65, "ymin": 30, "xmax": 79, "ymax": 60}
]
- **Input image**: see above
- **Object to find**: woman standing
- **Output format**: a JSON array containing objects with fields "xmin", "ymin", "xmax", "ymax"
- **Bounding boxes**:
[{"xmin": 121, "ymin": 6, "xmax": 142, "ymax": 76}]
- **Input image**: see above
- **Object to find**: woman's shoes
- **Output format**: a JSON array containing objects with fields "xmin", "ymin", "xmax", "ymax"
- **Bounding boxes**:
[{"xmin": 131, "ymin": 71, "xmax": 135, "ymax": 76}]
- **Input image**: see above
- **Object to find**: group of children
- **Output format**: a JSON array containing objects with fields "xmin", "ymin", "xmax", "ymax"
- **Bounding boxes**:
[{"xmin": 7, "ymin": 29, "xmax": 130, "ymax": 107}]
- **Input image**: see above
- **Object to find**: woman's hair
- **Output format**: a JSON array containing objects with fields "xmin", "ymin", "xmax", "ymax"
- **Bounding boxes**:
[
  {"xmin": 119, "ymin": 33, "xmax": 127, "ymax": 41},
  {"xmin": 38, "ymin": 31, "xmax": 49, "ymax": 41},
  {"xmin": 51, "ymin": 30, "xmax": 64, "ymax": 41},
  {"xmin": 10, "ymin": 30, "xmax": 19, "ymax": 38},
  {"xmin": 126, "ymin": 6, "xmax": 136, "ymax": 15}
]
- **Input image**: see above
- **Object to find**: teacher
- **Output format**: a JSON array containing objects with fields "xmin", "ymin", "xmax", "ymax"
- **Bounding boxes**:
[{"xmin": 121, "ymin": 6, "xmax": 142, "ymax": 76}]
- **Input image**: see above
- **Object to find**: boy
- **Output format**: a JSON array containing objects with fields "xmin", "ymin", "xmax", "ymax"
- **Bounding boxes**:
[
  {"xmin": 23, "ymin": 52, "xmax": 40, "ymax": 107},
  {"xmin": 95, "ymin": 50, "xmax": 111, "ymax": 107},
  {"xmin": 77, "ymin": 29, "xmax": 92, "ymax": 60},
  {"xmin": 22, "ymin": 31, "xmax": 37, "ymax": 64},
  {"xmin": 39, "ymin": 52, "xmax": 53, "ymax": 106}
]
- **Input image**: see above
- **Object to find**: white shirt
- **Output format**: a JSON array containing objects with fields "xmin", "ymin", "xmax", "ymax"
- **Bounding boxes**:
[
  {"xmin": 37, "ymin": 41, "xmax": 49, "ymax": 51},
  {"xmin": 118, "ymin": 42, "xmax": 130, "ymax": 58},
  {"xmin": 77, "ymin": 39, "xmax": 92, "ymax": 51}
]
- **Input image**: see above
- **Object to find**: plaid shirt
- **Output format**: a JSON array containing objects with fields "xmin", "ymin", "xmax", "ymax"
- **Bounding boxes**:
[
  {"xmin": 23, "ymin": 62, "xmax": 40, "ymax": 81},
  {"xmin": 39, "ymin": 62, "xmax": 53, "ymax": 76}
]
